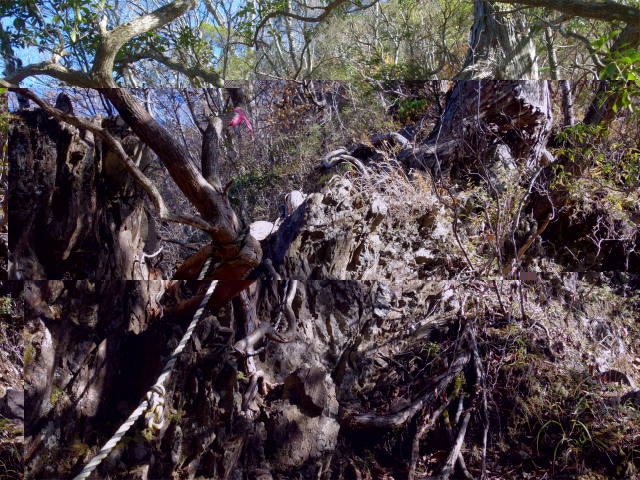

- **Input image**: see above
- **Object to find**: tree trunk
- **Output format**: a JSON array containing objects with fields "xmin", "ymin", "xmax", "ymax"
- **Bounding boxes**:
[
  {"xmin": 560, "ymin": 80, "xmax": 575, "ymax": 127},
  {"xmin": 9, "ymin": 89, "xmax": 261, "ymax": 281},
  {"xmin": 24, "ymin": 280, "xmax": 166, "ymax": 479},
  {"xmin": 402, "ymin": 81, "xmax": 553, "ymax": 179},
  {"xmin": 454, "ymin": 0, "xmax": 538, "ymax": 80},
  {"xmin": 583, "ymin": 80, "xmax": 619, "ymax": 126},
  {"xmin": 99, "ymin": 89, "xmax": 261, "ymax": 281},
  {"xmin": 98, "ymin": 89, "xmax": 242, "ymax": 241},
  {"xmin": 544, "ymin": 28, "xmax": 559, "ymax": 80},
  {"xmin": 8, "ymin": 102, "xmax": 158, "ymax": 279}
]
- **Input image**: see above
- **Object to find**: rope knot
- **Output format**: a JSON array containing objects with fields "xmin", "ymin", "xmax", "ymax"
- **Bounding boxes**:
[
  {"xmin": 203, "ymin": 228, "xmax": 250, "ymax": 279},
  {"xmin": 145, "ymin": 384, "xmax": 166, "ymax": 431}
]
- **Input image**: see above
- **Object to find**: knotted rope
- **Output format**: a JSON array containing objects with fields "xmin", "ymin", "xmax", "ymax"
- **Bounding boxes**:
[
  {"xmin": 73, "ymin": 256, "xmax": 216, "ymax": 480},
  {"xmin": 203, "ymin": 227, "xmax": 250, "ymax": 279}
]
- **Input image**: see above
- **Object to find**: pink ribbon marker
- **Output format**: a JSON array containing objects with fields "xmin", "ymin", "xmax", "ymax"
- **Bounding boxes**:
[{"xmin": 231, "ymin": 108, "xmax": 253, "ymax": 134}]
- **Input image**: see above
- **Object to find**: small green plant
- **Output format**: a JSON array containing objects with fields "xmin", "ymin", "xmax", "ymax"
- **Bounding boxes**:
[
  {"xmin": 24, "ymin": 343, "xmax": 36, "ymax": 365},
  {"xmin": 397, "ymin": 98, "xmax": 427, "ymax": 122},
  {"xmin": 0, "ymin": 297, "xmax": 12, "ymax": 315},
  {"xmin": 552, "ymin": 121, "xmax": 640, "ymax": 225},
  {"xmin": 0, "ymin": 417, "xmax": 11, "ymax": 431},
  {"xmin": 514, "ymin": 338, "xmax": 528, "ymax": 362},
  {"xmin": 451, "ymin": 372, "xmax": 466, "ymax": 398},
  {"xmin": 420, "ymin": 341, "xmax": 440, "ymax": 358},
  {"xmin": 167, "ymin": 407, "xmax": 186, "ymax": 423},
  {"xmin": 59, "ymin": 436, "xmax": 91, "ymax": 474},
  {"xmin": 50, "ymin": 384, "xmax": 64, "ymax": 405},
  {"xmin": 590, "ymin": 30, "xmax": 640, "ymax": 114},
  {"xmin": 142, "ymin": 428, "xmax": 155, "ymax": 442}
]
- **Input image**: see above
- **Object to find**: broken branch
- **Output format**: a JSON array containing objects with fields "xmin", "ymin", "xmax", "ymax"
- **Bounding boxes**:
[{"xmin": 343, "ymin": 351, "xmax": 471, "ymax": 429}]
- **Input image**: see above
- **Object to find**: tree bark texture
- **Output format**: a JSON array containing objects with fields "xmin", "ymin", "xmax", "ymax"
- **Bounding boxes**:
[
  {"xmin": 9, "ymin": 91, "xmax": 261, "ymax": 281},
  {"xmin": 23, "ymin": 279, "xmax": 262, "ymax": 479},
  {"xmin": 99, "ymin": 89, "xmax": 261, "ymax": 280},
  {"xmin": 455, "ymin": 1, "xmax": 538, "ymax": 80},
  {"xmin": 402, "ymin": 81, "xmax": 553, "ymax": 178},
  {"xmin": 24, "ymin": 280, "xmax": 165, "ymax": 479},
  {"xmin": 98, "ymin": 89, "xmax": 242, "ymax": 242},
  {"xmin": 8, "ymin": 107, "xmax": 157, "ymax": 279}
]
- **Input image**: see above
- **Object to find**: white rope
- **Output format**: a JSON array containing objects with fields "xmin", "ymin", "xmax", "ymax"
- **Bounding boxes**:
[
  {"xmin": 197, "ymin": 255, "xmax": 214, "ymax": 281},
  {"xmin": 74, "ymin": 256, "xmax": 216, "ymax": 480}
]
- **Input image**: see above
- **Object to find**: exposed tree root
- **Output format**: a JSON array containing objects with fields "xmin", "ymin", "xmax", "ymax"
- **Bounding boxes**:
[
  {"xmin": 437, "ymin": 411, "xmax": 471, "ymax": 480},
  {"xmin": 343, "ymin": 321, "xmax": 492, "ymax": 480},
  {"xmin": 470, "ymin": 326, "xmax": 489, "ymax": 480},
  {"xmin": 347, "ymin": 458, "xmax": 364, "ymax": 480},
  {"xmin": 321, "ymin": 148, "xmax": 369, "ymax": 178},
  {"xmin": 408, "ymin": 398, "xmax": 452, "ymax": 480},
  {"xmin": 242, "ymin": 369, "xmax": 264, "ymax": 412},
  {"xmin": 164, "ymin": 280, "xmax": 255, "ymax": 318},
  {"xmin": 343, "ymin": 350, "xmax": 471, "ymax": 429},
  {"xmin": 263, "ymin": 258, "xmax": 281, "ymax": 280},
  {"xmin": 233, "ymin": 280, "xmax": 298, "ymax": 354},
  {"xmin": 370, "ymin": 132, "xmax": 412, "ymax": 149},
  {"xmin": 321, "ymin": 131, "xmax": 412, "ymax": 180},
  {"xmin": 237, "ymin": 288, "xmax": 260, "ymax": 414},
  {"xmin": 444, "ymin": 394, "xmax": 474, "ymax": 480}
]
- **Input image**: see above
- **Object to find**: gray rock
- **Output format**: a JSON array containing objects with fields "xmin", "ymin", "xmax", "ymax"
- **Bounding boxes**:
[
  {"xmin": 128, "ymin": 464, "xmax": 151, "ymax": 480},
  {"xmin": 282, "ymin": 366, "xmax": 335, "ymax": 416},
  {"xmin": 367, "ymin": 197, "xmax": 388, "ymax": 230},
  {"xmin": 0, "ymin": 388, "xmax": 24, "ymax": 421},
  {"xmin": 415, "ymin": 248, "xmax": 436, "ymax": 265},
  {"xmin": 486, "ymin": 143, "xmax": 517, "ymax": 194}
]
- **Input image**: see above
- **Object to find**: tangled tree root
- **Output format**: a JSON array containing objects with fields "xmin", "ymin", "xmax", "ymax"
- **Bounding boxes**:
[{"xmin": 342, "ymin": 321, "xmax": 493, "ymax": 480}]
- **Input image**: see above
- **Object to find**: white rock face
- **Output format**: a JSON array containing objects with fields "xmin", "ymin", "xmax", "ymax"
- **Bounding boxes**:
[
  {"xmin": 285, "ymin": 190, "xmax": 307, "ymax": 216},
  {"xmin": 250, "ymin": 220, "xmax": 278, "ymax": 240},
  {"xmin": 414, "ymin": 248, "xmax": 436, "ymax": 265}
]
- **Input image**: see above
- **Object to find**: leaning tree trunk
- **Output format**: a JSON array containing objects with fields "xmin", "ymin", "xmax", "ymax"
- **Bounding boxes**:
[
  {"xmin": 99, "ymin": 89, "xmax": 261, "ymax": 282},
  {"xmin": 455, "ymin": 0, "xmax": 538, "ymax": 80},
  {"xmin": 8, "ymin": 97, "xmax": 159, "ymax": 279},
  {"xmin": 9, "ymin": 88, "xmax": 261, "ymax": 283}
]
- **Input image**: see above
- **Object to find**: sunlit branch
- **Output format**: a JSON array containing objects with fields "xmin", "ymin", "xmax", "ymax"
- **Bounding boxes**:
[
  {"xmin": 3, "ymin": 0, "xmax": 197, "ymax": 87},
  {"xmin": 253, "ymin": 0, "xmax": 350, "ymax": 48},
  {"xmin": 510, "ymin": 0, "xmax": 639, "ymax": 24}
]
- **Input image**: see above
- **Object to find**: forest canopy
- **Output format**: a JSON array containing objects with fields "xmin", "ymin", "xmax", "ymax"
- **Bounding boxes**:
[{"xmin": 1, "ymin": 0, "xmax": 640, "ymax": 87}]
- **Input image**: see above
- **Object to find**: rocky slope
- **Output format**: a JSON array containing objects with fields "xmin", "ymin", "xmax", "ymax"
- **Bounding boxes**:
[
  {"xmin": 13, "ymin": 85, "xmax": 640, "ymax": 480},
  {"xmin": 23, "ymin": 273, "xmax": 640, "ymax": 480}
]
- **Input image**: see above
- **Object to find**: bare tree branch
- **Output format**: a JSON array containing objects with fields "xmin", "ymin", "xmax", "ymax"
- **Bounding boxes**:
[
  {"xmin": 253, "ymin": 0, "xmax": 350, "ymax": 48},
  {"xmin": 437, "ymin": 412, "xmax": 471, "ymax": 480},
  {"xmin": 2, "ymin": 62, "xmax": 94, "ymax": 87},
  {"xmin": 408, "ymin": 398, "xmax": 452, "ymax": 480},
  {"xmin": 97, "ymin": 88, "xmax": 243, "ymax": 242},
  {"xmin": 343, "ymin": 350, "xmax": 471, "ymax": 429},
  {"xmin": 117, "ymin": 50, "xmax": 222, "ymax": 86},
  {"xmin": 470, "ymin": 325, "xmax": 489, "ymax": 480},
  {"xmin": 508, "ymin": 0, "xmax": 640, "ymax": 25},
  {"xmin": 92, "ymin": 0, "xmax": 197, "ymax": 84}
]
